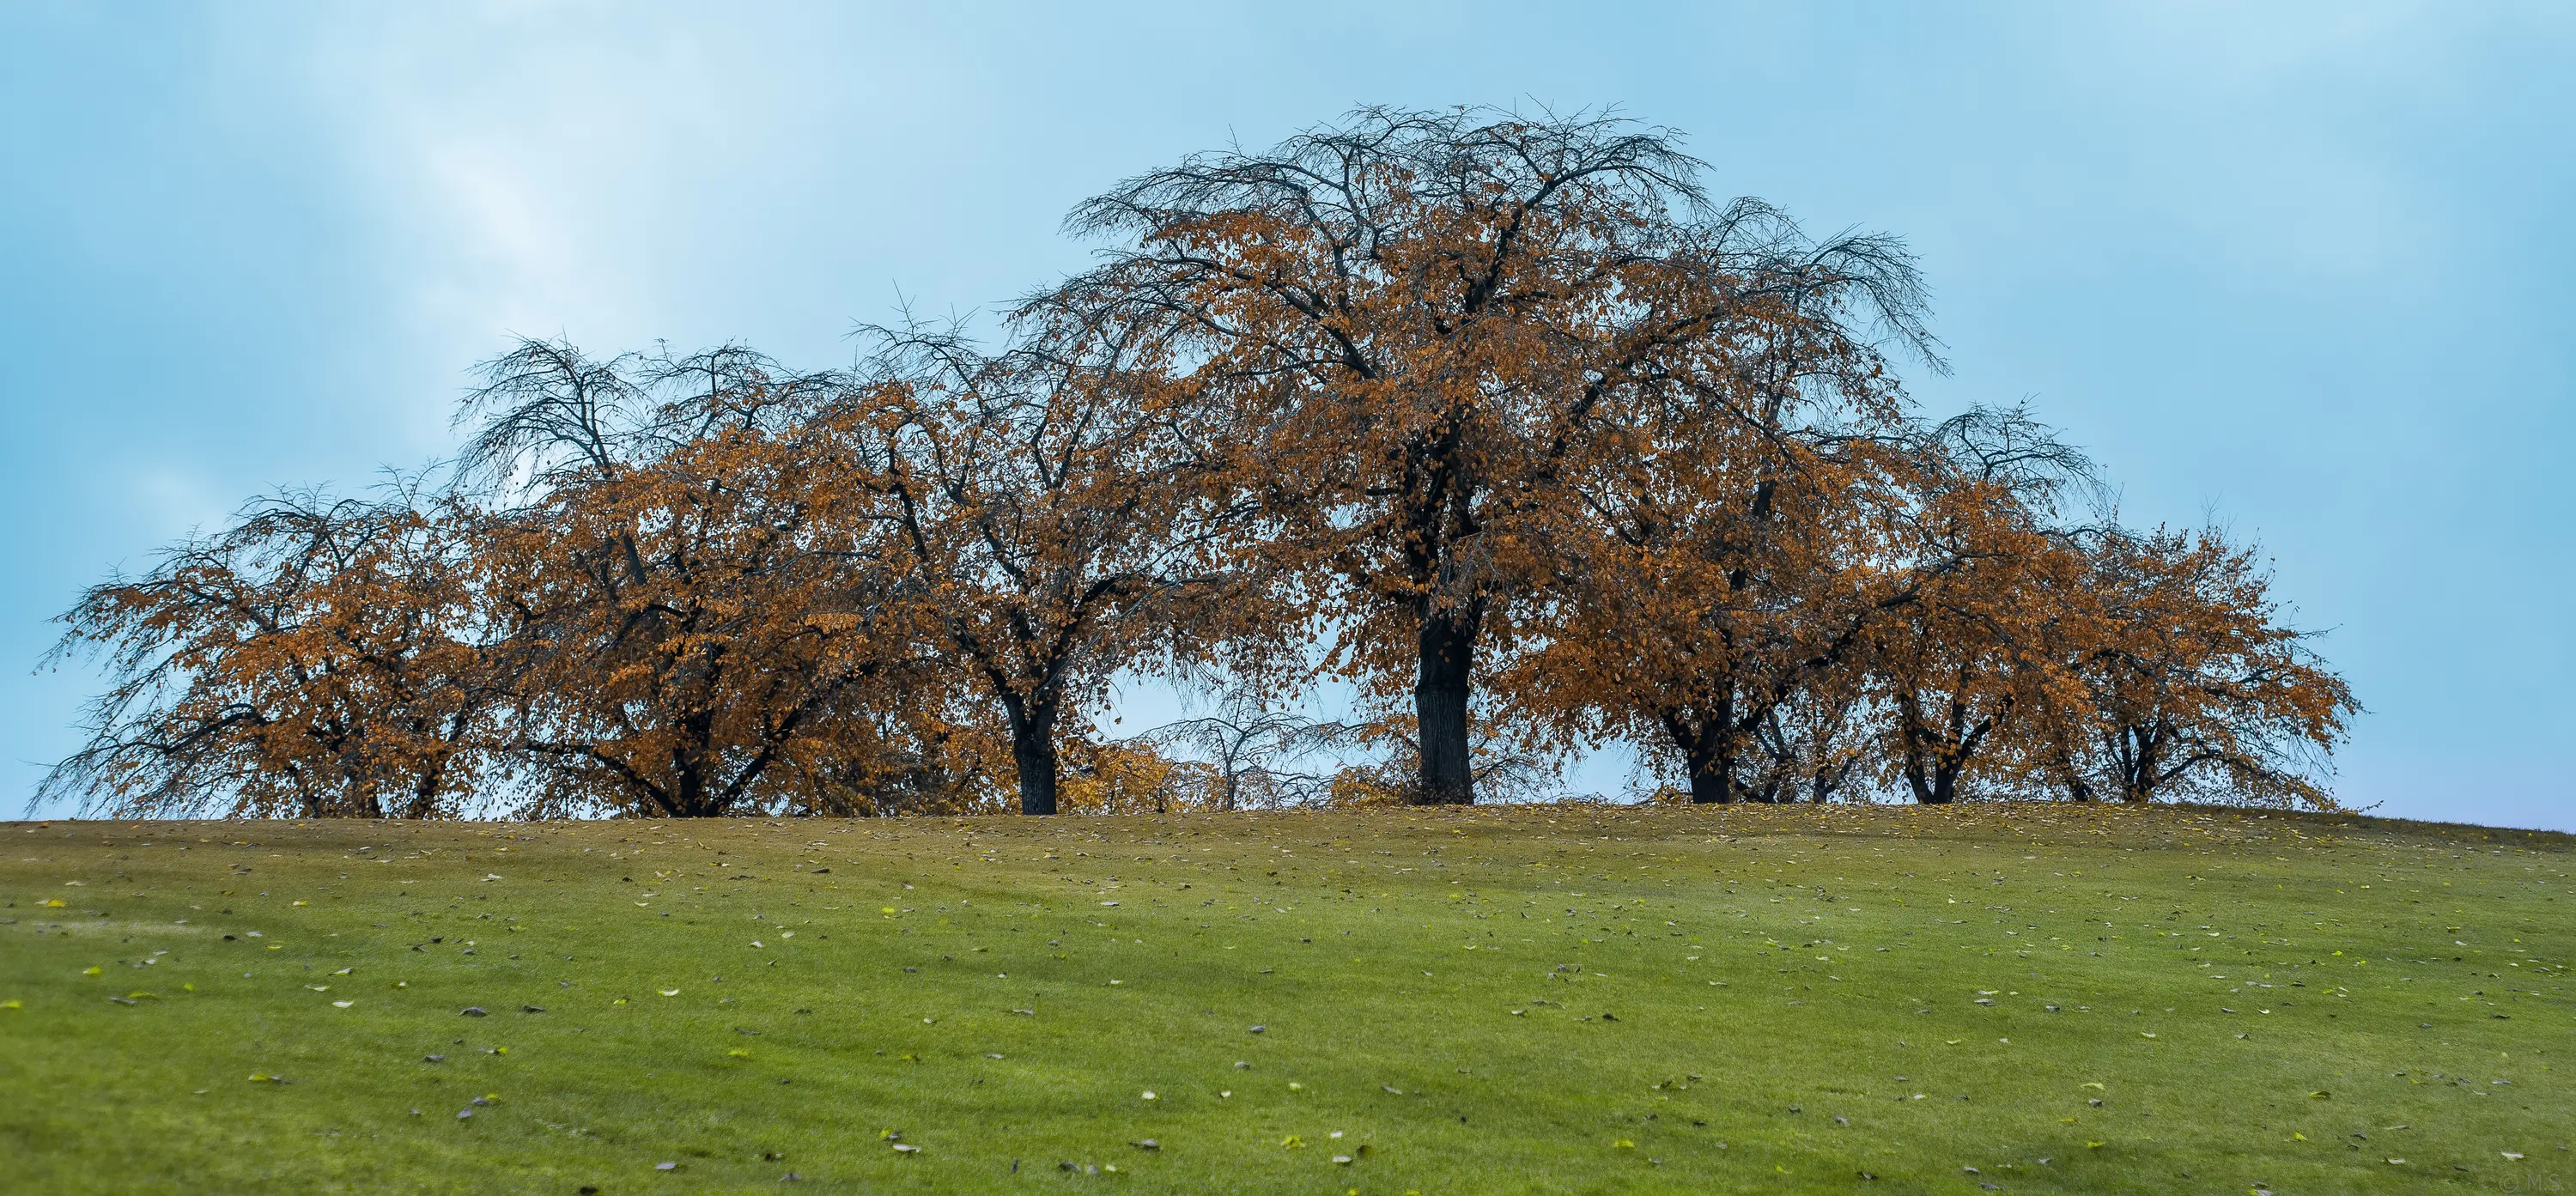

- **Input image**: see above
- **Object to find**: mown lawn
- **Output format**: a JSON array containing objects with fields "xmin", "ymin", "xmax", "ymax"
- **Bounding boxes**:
[{"xmin": 2, "ymin": 804, "xmax": 2569, "ymax": 1193}]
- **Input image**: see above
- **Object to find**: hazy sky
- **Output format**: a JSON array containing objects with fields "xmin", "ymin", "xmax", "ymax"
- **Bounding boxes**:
[{"xmin": 4, "ymin": 3, "xmax": 2568, "ymax": 828}]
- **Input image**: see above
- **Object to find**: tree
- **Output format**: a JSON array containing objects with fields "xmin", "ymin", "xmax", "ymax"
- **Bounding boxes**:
[
  {"xmin": 1874, "ymin": 407, "xmax": 2099, "ymax": 804},
  {"xmin": 1058, "ymin": 738, "xmax": 1214, "ymax": 814},
  {"xmin": 1527, "ymin": 427, "xmax": 1918, "ymax": 803},
  {"xmin": 1742, "ymin": 673, "xmax": 1876, "ymax": 804},
  {"xmin": 1490, "ymin": 209, "xmax": 1936, "ymax": 804},
  {"xmin": 829, "ymin": 316, "xmax": 1268, "ymax": 816},
  {"xmin": 461, "ymin": 339, "xmax": 937, "ymax": 817},
  {"xmin": 2042, "ymin": 525, "xmax": 2358, "ymax": 806},
  {"xmin": 42, "ymin": 484, "xmax": 492, "ymax": 818},
  {"xmin": 1056, "ymin": 106, "xmax": 1929, "ymax": 804},
  {"xmin": 1132, "ymin": 693, "xmax": 1360, "ymax": 810}
]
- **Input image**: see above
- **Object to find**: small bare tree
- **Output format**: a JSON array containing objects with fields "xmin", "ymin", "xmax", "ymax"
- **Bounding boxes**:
[{"xmin": 1131, "ymin": 694, "xmax": 1362, "ymax": 810}]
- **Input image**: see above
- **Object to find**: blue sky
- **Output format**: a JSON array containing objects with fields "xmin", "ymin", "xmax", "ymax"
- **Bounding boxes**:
[{"xmin": 3, "ymin": 3, "xmax": 2568, "ymax": 828}]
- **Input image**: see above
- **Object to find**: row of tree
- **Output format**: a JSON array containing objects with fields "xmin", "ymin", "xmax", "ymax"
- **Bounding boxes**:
[{"xmin": 42, "ymin": 107, "xmax": 2356, "ymax": 820}]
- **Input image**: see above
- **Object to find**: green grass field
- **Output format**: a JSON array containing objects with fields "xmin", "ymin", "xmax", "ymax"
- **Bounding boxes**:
[{"xmin": 3, "ymin": 804, "xmax": 2569, "ymax": 1194}]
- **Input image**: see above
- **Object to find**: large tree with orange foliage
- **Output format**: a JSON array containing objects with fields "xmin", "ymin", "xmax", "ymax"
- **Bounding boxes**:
[
  {"xmin": 826, "ymin": 314, "xmax": 1274, "ymax": 816},
  {"xmin": 1054, "ymin": 106, "xmax": 1935, "ymax": 804},
  {"xmin": 1510, "ymin": 404, "xmax": 1920, "ymax": 804},
  {"xmin": 42, "ymin": 484, "xmax": 494, "ymax": 817},
  {"xmin": 1871, "ymin": 408, "xmax": 2100, "ymax": 804},
  {"xmin": 459, "ymin": 339, "xmax": 950, "ymax": 817},
  {"xmin": 1485, "ymin": 209, "xmax": 1941, "ymax": 802}
]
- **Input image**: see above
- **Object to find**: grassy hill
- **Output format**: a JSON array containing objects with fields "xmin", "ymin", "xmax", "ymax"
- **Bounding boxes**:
[{"xmin": 2, "ymin": 804, "xmax": 2567, "ymax": 1193}]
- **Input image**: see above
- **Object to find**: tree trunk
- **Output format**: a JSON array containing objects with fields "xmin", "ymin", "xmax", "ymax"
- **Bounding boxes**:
[
  {"xmin": 1901, "ymin": 742, "xmax": 1960, "ymax": 804},
  {"xmin": 2116, "ymin": 725, "xmax": 2156, "ymax": 804},
  {"xmin": 1008, "ymin": 695, "xmax": 1060, "ymax": 817},
  {"xmin": 1412, "ymin": 605, "xmax": 1478, "ymax": 804},
  {"xmin": 1670, "ymin": 708, "xmax": 1737, "ymax": 804},
  {"xmin": 1686, "ymin": 745, "xmax": 1735, "ymax": 803},
  {"xmin": 405, "ymin": 750, "xmax": 447, "ymax": 820},
  {"xmin": 671, "ymin": 709, "xmax": 717, "ymax": 817}
]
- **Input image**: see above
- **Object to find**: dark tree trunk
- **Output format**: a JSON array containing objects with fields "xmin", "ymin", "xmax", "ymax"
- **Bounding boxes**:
[
  {"xmin": 2115, "ymin": 725, "xmax": 2157, "ymax": 804},
  {"xmin": 671, "ymin": 768, "xmax": 708, "ymax": 817},
  {"xmin": 1669, "ymin": 707, "xmax": 1738, "ymax": 804},
  {"xmin": 1899, "ymin": 732, "xmax": 1959, "ymax": 804},
  {"xmin": 1686, "ymin": 744, "xmax": 1735, "ymax": 804},
  {"xmin": 1008, "ymin": 695, "xmax": 1060, "ymax": 817},
  {"xmin": 671, "ymin": 708, "xmax": 717, "ymax": 817},
  {"xmin": 1897, "ymin": 688, "xmax": 1999, "ymax": 806},
  {"xmin": 406, "ymin": 750, "xmax": 447, "ymax": 820},
  {"xmin": 1412, "ymin": 605, "xmax": 1479, "ymax": 804}
]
